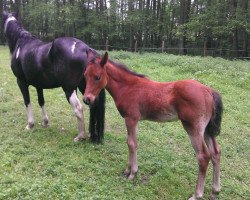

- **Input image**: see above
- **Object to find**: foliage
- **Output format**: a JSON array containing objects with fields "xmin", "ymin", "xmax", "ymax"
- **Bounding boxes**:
[
  {"xmin": 0, "ymin": 46, "xmax": 249, "ymax": 199},
  {"xmin": 0, "ymin": 0, "xmax": 249, "ymax": 56}
]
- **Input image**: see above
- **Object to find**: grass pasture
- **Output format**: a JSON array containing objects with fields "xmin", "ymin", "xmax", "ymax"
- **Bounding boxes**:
[{"xmin": 0, "ymin": 45, "xmax": 249, "ymax": 199}]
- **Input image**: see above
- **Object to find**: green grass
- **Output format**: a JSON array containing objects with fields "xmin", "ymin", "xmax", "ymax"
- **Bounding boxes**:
[{"xmin": 0, "ymin": 46, "xmax": 249, "ymax": 199}]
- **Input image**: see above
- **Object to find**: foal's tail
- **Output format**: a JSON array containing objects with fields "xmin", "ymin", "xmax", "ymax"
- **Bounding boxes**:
[
  {"xmin": 205, "ymin": 91, "xmax": 223, "ymax": 137},
  {"xmin": 89, "ymin": 89, "xmax": 106, "ymax": 143}
]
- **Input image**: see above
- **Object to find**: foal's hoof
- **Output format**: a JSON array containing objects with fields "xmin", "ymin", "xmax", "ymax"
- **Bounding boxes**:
[
  {"xmin": 124, "ymin": 168, "xmax": 131, "ymax": 177},
  {"xmin": 208, "ymin": 192, "xmax": 219, "ymax": 200},
  {"xmin": 124, "ymin": 169, "xmax": 137, "ymax": 180},
  {"xmin": 188, "ymin": 194, "xmax": 202, "ymax": 200},
  {"xmin": 127, "ymin": 173, "xmax": 136, "ymax": 180}
]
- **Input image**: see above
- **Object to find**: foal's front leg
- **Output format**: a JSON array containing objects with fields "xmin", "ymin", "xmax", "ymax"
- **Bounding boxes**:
[{"xmin": 124, "ymin": 117, "xmax": 138, "ymax": 180}]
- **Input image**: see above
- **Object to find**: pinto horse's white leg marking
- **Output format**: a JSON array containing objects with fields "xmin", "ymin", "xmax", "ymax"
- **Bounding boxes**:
[
  {"xmin": 41, "ymin": 105, "xmax": 49, "ymax": 127},
  {"xmin": 69, "ymin": 90, "xmax": 86, "ymax": 141},
  {"xmin": 71, "ymin": 42, "xmax": 77, "ymax": 54},
  {"xmin": 25, "ymin": 104, "xmax": 34, "ymax": 130},
  {"xmin": 16, "ymin": 47, "xmax": 20, "ymax": 59},
  {"xmin": 4, "ymin": 16, "xmax": 16, "ymax": 34}
]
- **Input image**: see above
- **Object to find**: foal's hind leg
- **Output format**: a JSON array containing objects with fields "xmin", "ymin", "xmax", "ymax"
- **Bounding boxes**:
[
  {"xmin": 183, "ymin": 122, "xmax": 211, "ymax": 200},
  {"xmin": 124, "ymin": 117, "xmax": 138, "ymax": 180},
  {"xmin": 17, "ymin": 79, "xmax": 34, "ymax": 130},
  {"xmin": 36, "ymin": 88, "xmax": 49, "ymax": 127},
  {"xmin": 67, "ymin": 90, "xmax": 86, "ymax": 141},
  {"xmin": 205, "ymin": 136, "xmax": 221, "ymax": 200}
]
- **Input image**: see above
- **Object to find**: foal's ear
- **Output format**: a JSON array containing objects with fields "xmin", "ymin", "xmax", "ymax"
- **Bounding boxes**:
[{"xmin": 100, "ymin": 52, "xmax": 108, "ymax": 67}]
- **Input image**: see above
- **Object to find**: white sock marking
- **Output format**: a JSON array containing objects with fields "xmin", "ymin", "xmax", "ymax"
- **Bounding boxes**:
[
  {"xmin": 69, "ymin": 90, "xmax": 82, "ymax": 118},
  {"xmin": 41, "ymin": 105, "xmax": 48, "ymax": 122},
  {"xmin": 26, "ymin": 104, "xmax": 34, "ymax": 128},
  {"xmin": 4, "ymin": 16, "xmax": 16, "ymax": 34},
  {"xmin": 69, "ymin": 90, "xmax": 86, "ymax": 140}
]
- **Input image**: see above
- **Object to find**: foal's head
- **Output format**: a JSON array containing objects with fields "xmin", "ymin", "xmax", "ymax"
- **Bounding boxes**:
[{"xmin": 83, "ymin": 52, "xmax": 109, "ymax": 105}]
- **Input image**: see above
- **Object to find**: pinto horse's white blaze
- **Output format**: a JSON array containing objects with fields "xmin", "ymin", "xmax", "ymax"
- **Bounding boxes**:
[
  {"xmin": 4, "ymin": 16, "xmax": 16, "ymax": 34},
  {"xmin": 71, "ymin": 42, "xmax": 77, "ymax": 54},
  {"xmin": 25, "ymin": 104, "xmax": 34, "ymax": 130},
  {"xmin": 69, "ymin": 90, "xmax": 86, "ymax": 141},
  {"xmin": 16, "ymin": 47, "xmax": 20, "ymax": 59}
]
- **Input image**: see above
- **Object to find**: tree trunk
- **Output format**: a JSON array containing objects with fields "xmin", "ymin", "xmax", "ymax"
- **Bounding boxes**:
[
  {"xmin": 241, "ymin": 0, "xmax": 249, "ymax": 57},
  {"xmin": 179, "ymin": 0, "xmax": 191, "ymax": 55},
  {"xmin": 229, "ymin": 0, "xmax": 239, "ymax": 57}
]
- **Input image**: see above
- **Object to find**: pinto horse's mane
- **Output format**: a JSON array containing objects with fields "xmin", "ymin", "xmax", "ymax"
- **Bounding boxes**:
[
  {"xmin": 5, "ymin": 17, "xmax": 36, "ymax": 53},
  {"xmin": 108, "ymin": 59, "xmax": 146, "ymax": 78}
]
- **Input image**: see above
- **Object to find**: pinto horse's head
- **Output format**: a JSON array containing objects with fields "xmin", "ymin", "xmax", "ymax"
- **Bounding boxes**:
[
  {"xmin": 83, "ymin": 51, "xmax": 109, "ymax": 105},
  {"xmin": 2, "ymin": 11, "xmax": 18, "ymax": 34}
]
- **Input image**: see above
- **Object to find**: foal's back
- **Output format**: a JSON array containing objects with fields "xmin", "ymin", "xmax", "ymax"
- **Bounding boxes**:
[{"xmin": 129, "ymin": 79, "xmax": 213, "ymax": 123}]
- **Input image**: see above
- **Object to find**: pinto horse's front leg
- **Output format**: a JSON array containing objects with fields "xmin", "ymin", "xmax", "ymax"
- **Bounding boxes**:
[
  {"xmin": 17, "ymin": 79, "xmax": 34, "ymax": 130},
  {"xmin": 68, "ymin": 90, "xmax": 86, "ymax": 141},
  {"xmin": 36, "ymin": 88, "xmax": 49, "ymax": 127},
  {"xmin": 124, "ymin": 117, "xmax": 138, "ymax": 180}
]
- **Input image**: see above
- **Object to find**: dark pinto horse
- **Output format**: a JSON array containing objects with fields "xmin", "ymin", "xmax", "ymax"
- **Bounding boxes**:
[
  {"xmin": 2, "ymin": 11, "xmax": 105, "ymax": 143},
  {"xmin": 83, "ymin": 52, "xmax": 223, "ymax": 200}
]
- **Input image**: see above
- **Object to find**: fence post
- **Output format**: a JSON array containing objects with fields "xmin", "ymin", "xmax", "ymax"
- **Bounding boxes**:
[
  {"xmin": 134, "ymin": 39, "xmax": 138, "ymax": 52},
  {"xmin": 105, "ymin": 37, "xmax": 109, "ymax": 51},
  {"xmin": 161, "ymin": 40, "xmax": 165, "ymax": 53}
]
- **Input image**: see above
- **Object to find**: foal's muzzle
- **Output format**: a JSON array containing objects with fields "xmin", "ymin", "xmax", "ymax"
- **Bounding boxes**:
[
  {"xmin": 83, "ymin": 94, "xmax": 95, "ymax": 105},
  {"xmin": 83, "ymin": 97, "xmax": 91, "ymax": 105}
]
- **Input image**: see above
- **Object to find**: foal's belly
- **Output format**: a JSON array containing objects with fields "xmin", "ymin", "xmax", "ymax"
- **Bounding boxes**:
[{"xmin": 141, "ymin": 106, "xmax": 179, "ymax": 122}]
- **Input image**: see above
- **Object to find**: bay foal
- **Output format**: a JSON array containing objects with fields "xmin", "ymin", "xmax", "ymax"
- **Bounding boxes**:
[{"xmin": 83, "ymin": 52, "xmax": 223, "ymax": 200}]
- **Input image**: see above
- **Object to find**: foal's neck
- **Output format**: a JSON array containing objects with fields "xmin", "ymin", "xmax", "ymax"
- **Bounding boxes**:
[{"xmin": 105, "ymin": 61, "xmax": 145, "ymax": 101}]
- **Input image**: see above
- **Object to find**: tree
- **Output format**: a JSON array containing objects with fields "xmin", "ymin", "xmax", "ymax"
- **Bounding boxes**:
[{"xmin": 178, "ymin": 0, "xmax": 191, "ymax": 55}]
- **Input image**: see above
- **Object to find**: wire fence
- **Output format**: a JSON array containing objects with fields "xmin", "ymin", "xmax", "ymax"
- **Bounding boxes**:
[{"xmin": 89, "ymin": 44, "xmax": 250, "ymax": 60}]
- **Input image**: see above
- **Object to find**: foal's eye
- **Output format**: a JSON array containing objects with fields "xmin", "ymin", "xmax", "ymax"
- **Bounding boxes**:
[{"xmin": 95, "ymin": 75, "xmax": 101, "ymax": 81}]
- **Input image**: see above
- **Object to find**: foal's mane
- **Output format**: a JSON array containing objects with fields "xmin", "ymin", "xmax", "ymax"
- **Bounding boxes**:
[{"xmin": 108, "ymin": 59, "xmax": 146, "ymax": 78}]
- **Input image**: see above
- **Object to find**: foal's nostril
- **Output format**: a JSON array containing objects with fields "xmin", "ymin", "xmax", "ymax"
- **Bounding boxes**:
[{"xmin": 83, "ymin": 97, "xmax": 90, "ymax": 105}]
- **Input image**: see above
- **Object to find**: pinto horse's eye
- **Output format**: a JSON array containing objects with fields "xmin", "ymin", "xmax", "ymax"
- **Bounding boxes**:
[{"xmin": 95, "ymin": 75, "xmax": 101, "ymax": 81}]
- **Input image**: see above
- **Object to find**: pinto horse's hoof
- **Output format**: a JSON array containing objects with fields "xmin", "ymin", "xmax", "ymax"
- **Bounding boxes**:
[
  {"xmin": 25, "ymin": 122, "xmax": 34, "ymax": 130},
  {"xmin": 73, "ymin": 135, "xmax": 87, "ymax": 142},
  {"xmin": 42, "ymin": 119, "xmax": 49, "ymax": 128}
]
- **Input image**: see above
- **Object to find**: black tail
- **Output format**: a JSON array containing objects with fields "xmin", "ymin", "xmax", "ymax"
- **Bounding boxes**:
[
  {"xmin": 205, "ymin": 91, "xmax": 223, "ymax": 137},
  {"xmin": 89, "ymin": 89, "xmax": 106, "ymax": 143}
]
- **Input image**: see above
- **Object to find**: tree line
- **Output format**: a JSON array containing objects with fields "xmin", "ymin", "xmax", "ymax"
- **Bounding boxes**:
[{"xmin": 1, "ymin": 0, "xmax": 249, "ymax": 58}]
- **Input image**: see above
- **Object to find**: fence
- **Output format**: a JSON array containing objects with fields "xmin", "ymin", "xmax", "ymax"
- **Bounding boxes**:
[{"xmin": 88, "ymin": 43, "xmax": 250, "ymax": 59}]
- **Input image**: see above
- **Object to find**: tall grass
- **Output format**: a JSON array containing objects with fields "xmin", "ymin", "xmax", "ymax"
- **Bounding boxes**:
[{"xmin": 0, "ymin": 46, "xmax": 249, "ymax": 199}]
